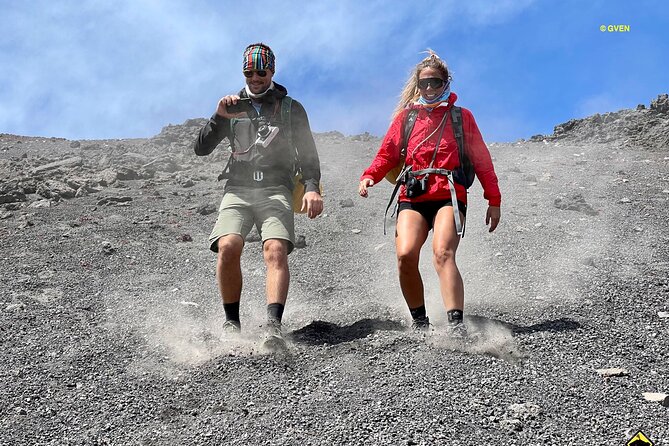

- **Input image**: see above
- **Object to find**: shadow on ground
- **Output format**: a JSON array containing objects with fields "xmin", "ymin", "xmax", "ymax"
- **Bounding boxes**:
[
  {"xmin": 289, "ymin": 318, "xmax": 405, "ymax": 345},
  {"xmin": 466, "ymin": 315, "xmax": 582, "ymax": 335}
]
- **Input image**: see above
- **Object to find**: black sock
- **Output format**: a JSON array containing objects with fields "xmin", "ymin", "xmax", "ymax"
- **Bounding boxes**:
[
  {"xmin": 409, "ymin": 305, "xmax": 427, "ymax": 320},
  {"xmin": 223, "ymin": 302, "xmax": 240, "ymax": 323},
  {"xmin": 267, "ymin": 303, "xmax": 285, "ymax": 324},
  {"xmin": 447, "ymin": 309, "xmax": 464, "ymax": 324}
]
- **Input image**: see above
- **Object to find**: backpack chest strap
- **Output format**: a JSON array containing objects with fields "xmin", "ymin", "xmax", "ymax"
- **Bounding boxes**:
[{"xmin": 410, "ymin": 168, "xmax": 453, "ymax": 177}]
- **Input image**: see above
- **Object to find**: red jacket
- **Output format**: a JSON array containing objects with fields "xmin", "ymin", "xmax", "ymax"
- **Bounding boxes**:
[{"xmin": 361, "ymin": 93, "xmax": 501, "ymax": 207}]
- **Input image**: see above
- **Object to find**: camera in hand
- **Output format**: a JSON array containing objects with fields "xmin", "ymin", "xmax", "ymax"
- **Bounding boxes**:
[
  {"xmin": 404, "ymin": 172, "xmax": 429, "ymax": 198},
  {"xmin": 226, "ymin": 98, "xmax": 254, "ymax": 114},
  {"xmin": 254, "ymin": 117, "xmax": 280, "ymax": 148}
]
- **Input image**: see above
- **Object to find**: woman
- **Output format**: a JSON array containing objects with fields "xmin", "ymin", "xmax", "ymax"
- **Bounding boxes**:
[{"xmin": 358, "ymin": 51, "xmax": 501, "ymax": 337}]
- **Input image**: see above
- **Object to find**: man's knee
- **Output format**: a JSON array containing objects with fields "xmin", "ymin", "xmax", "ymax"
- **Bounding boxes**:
[
  {"xmin": 263, "ymin": 239, "xmax": 288, "ymax": 265},
  {"xmin": 217, "ymin": 235, "xmax": 244, "ymax": 264}
]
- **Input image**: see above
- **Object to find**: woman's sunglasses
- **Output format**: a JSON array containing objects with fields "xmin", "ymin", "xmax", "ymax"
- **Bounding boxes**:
[
  {"xmin": 244, "ymin": 70, "xmax": 268, "ymax": 78},
  {"xmin": 418, "ymin": 77, "xmax": 445, "ymax": 90}
]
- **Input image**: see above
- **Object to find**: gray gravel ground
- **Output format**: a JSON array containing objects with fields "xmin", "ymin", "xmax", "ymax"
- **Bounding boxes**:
[{"xmin": 1, "ymin": 106, "xmax": 668, "ymax": 445}]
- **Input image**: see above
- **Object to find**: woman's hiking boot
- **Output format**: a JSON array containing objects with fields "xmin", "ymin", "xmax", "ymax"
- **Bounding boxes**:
[{"xmin": 446, "ymin": 321, "xmax": 468, "ymax": 339}]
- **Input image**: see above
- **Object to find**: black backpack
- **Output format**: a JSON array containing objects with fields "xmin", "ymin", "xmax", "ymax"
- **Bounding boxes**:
[{"xmin": 388, "ymin": 106, "xmax": 474, "ymax": 188}]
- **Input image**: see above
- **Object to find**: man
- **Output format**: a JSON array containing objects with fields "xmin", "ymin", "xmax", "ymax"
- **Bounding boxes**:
[{"xmin": 194, "ymin": 43, "xmax": 323, "ymax": 351}]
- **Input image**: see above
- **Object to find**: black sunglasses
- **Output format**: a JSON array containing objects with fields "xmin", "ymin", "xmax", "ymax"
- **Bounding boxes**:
[
  {"xmin": 243, "ymin": 70, "xmax": 268, "ymax": 78},
  {"xmin": 418, "ymin": 77, "xmax": 445, "ymax": 90}
]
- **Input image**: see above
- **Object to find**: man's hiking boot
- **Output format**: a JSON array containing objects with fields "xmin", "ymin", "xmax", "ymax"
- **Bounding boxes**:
[
  {"xmin": 262, "ymin": 320, "xmax": 287, "ymax": 353},
  {"xmin": 446, "ymin": 321, "xmax": 468, "ymax": 339},
  {"xmin": 411, "ymin": 316, "xmax": 432, "ymax": 333},
  {"xmin": 222, "ymin": 320, "xmax": 241, "ymax": 335}
]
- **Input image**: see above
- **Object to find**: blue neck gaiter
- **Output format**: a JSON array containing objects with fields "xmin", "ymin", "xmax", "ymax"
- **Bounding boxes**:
[{"xmin": 418, "ymin": 83, "xmax": 451, "ymax": 105}]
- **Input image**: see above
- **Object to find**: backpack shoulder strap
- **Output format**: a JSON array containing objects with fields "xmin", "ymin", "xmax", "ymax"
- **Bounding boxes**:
[
  {"xmin": 281, "ymin": 95, "xmax": 293, "ymax": 146},
  {"xmin": 450, "ymin": 106, "xmax": 465, "ymax": 166},
  {"xmin": 400, "ymin": 109, "xmax": 418, "ymax": 162}
]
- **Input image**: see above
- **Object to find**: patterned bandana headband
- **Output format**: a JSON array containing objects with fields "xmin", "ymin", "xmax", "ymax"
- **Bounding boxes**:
[{"xmin": 243, "ymin": 43, "xmax": 276, "ymax": 73}]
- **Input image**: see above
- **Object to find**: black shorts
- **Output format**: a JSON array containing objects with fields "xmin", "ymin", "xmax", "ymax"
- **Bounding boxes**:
[{"xmin": 397, "ymin": 199, "xmax": 467, "ymax": 230}]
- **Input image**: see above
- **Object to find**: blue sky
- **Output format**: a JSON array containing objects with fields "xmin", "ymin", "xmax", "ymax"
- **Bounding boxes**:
[{"xmin": 1, "ymin": 0, "xmax": 667, "ymax": 142}]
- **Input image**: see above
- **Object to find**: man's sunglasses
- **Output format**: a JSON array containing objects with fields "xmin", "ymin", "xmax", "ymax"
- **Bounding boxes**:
[
  {"xmin": 243, "ymin": 70, "xmax": 268, "ymax": 78},
  {"xmin": 418, "ymin": 77, "xmax": 445, "ymax": 90}
]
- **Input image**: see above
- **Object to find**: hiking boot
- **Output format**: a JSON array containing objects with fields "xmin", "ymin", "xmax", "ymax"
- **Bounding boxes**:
[
  {"xmin": 222, "ymin": 320, "xmax": 241, "ymax": 334},
  {"xmin": 411, "ymin": 316, "xmax": 432, "ymax": 333},
  {"xmin": 446, "ymin": 321, "xmax": 468, "ymax": 339},
  {"xmin": 262, "ymin": 321, "xmax": 287, "ymax": 352}
]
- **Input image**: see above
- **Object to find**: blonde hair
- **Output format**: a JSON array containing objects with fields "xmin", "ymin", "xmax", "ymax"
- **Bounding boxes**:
[{"xmin": 392, "ymin": 50, "xmax": 451, "ymax": 119}]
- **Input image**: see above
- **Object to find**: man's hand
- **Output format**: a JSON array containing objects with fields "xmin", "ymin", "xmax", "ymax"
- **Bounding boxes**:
[
  {"xmin": 358, "ymin": 178, "xmax": 374, "ymax": 197},
  {"xmin": 486, "ymin": 206, "xmax": 501, "ymax": 232},
  {"xmin": 301, "ymin": 191, "xmax": 323, "ymax": 219},
  {"xmin": 216, "ymin": 95, "xmax": 247, "ymax": 119}
]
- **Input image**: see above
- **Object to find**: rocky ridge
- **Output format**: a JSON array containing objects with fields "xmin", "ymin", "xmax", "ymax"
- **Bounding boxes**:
[{"xmin": 531, "ymin": 93, "xmax": 669, "ymax": 149}]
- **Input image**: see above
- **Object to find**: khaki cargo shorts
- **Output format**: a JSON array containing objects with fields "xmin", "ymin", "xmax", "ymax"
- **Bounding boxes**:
[{"xmin": 208, "ymin": 185, "xmax": 295, "ymax": 254}]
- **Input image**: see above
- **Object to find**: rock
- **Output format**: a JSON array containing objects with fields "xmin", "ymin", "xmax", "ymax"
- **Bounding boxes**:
[
  {"xmin": 508, "ymin": 402, "xmax": 542, "ymax": 420},
  {"xmin": 0, "ymin": 190, "xmax": 27, "ymax": 204},
  {"xmin": 196, "ymin": 204, "xmax": 217, "ymax": 215},
  {"xmin": 294, "ymin": 235, "xmax": 307, "ymax": 249},
  {"xmin": 97, "ymin": 196, "xmax": 133, "ymax": 206},
  {"xmin": 69, "ymin": 141, "xmax": 81, "ymax": 148},
  {"xmin": 553, "ymin": 194, "xmax": 598, "ymax": 216},
  {"xmin": 339, "ymin": 198, "xmax": 354, "ymax": 208},
  {"xmin": 19, "ymin": 216, "xmax": 34, "ymax": 228},
  {"xmin": 642, "ymin": 392, "xmax": 669, "ymax": 406},
  {"xmin": 596, "ymin": 367, "xmax": 629, "ymax": 377},
  {"xmin": 179, "ymin": 234, "xmax": 193, "ymax": 242},
  {"xmin": 115, "ymin": 167, "xmax": 143, "ymax": 181},
  {"xmin": 499, "ymin": 418, "xmax": 523, "ymax": 432},
  {"xmin": 95, "ymin": 168, "xmax": 119, "ymax": 186},
  {"xmin": 37, "ymin": 180, "xmax": 77, "ymax": 200},
  {"xmin": 180, "ymin": 178, "xmax": 195, "ymax": 188},
  {"xmin": 5, "ymin": 303, "xmax": 26, "ymax": 311},
  {"xmin": 101, "ymin": 241, "xmax": 115, "ymax": 255},
  {"xmin": 33, "ymin": 156, "xmax": 82, "ymax": 174},
  {"xmin": 658, "ymin": 312, "xmax": 669, "ymax": 318},
  {"xmin": 650, "ymin": 93, "xmax": 669, "ymax": 113},
  {"xmin": 351, "ymin": 229, "xmax": 361, "ymax": 234},
  {"xmin": 28, "ymin": 199, "xmax": 51, "ymax": 208}
]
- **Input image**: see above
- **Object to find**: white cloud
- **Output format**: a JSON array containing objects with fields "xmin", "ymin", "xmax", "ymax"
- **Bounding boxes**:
[{"xmin": 0, "ymin": 0, "xmax": 536, "ymax": 139}]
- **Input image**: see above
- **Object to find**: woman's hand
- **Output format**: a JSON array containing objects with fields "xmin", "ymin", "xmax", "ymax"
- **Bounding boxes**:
[
  {"xmin": 486, "ymin": 206, "xmax": 501, "ymax": 232},
  {"xmin": 358, "ymin": 178, "xmax": 374, "ymax": 197}
]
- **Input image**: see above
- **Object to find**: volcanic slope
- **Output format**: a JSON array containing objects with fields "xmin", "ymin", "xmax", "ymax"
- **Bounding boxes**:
[{"xmin": 1, "ymin": 96, "xmax": 668, "ymax": 445}]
